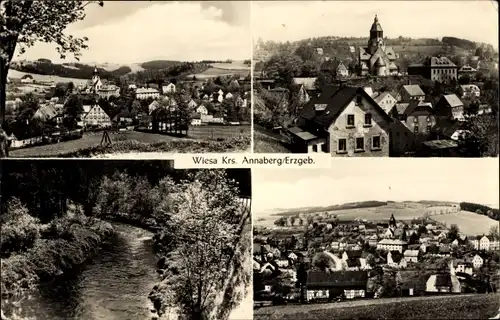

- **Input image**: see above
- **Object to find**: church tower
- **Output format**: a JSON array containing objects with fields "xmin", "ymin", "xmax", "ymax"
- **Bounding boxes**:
[
  {"xmin": 368, "ymin": 15, "xmax": 384, "ymax": 55},
  {"xmin": 389, "ymin": 213, "xmax": 397, "ymax": 228},
  {"xmin": 92, "ymin": 67, "xmax": 102, "ymax": 93}
]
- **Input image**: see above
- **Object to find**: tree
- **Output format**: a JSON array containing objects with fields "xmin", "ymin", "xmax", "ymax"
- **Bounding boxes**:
[
  {"xmin": 63, "ymin": 94, "xmax": 83, "ymax": 129},
  {"xmin": 489, "ymin": 225, "xmax": 500, "ymax": 241},
  {"xmin": 159, "ymin": 180, "xmax": 242, "ymax": 319},
  {"xmin": 1, "ymin": 1, "xmax": 104, "ymax": 125},
  {"xmin": 312, "ymin": 252, "xmax": 335, "ymax": 271},
  {"xmin": 448, "ymin": 224, "xmax": 460, "ymax": 241}
]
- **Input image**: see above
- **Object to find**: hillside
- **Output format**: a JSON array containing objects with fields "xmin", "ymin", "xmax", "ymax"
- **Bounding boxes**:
[{"xmin": 254, "ymin": 36, "xmax": 497, "ymax": 64}]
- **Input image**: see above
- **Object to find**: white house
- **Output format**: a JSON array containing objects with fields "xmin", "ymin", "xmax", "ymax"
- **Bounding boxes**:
[
  {"xmin": 377, "ymin": 239, "xmax": 407, "ymax": 253},
  {"xmin": 403, "ymin": 250, "xmax": 419, "ymax": 263},
  {"xmin": 82, "ymin": 104, "xmax": 111, "ymax": 128},
  {"xmin": 191, "ymin": 115, "xmax": 202, "ymax": 126},
  {"xmin": 472, "ymin": 235, "xmax": 500, "ymax": 251},
  {"xmin": 162, "ymin": 83, "xmax": 176, "ymax": 94},
  {"xmin": 225, "ymin": 92, "xmax": 233, "ymax": 100},
  {"xmin": 275, "ymin": 259, "xmax": 289, "ymax": 268},
  {"xmin": 187, "ymin": 99, "xmax": 198, "ymax": 109},
  {"xmin": 136, "ymin": 88, "xmax": 160, "ymax": 100},
  {"xmin": 288, "ymin": 252, "xmax": 298, "ymax": 261},
  {"xmin": 459, "ymin": 84, "xmax": 480, "ymax": 98},
  {"xmin": 196, "ymin": 105, "xmax": 208, "ymax": 115}
]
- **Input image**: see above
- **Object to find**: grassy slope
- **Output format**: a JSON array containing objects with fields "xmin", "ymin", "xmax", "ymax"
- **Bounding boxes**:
[
  {"xmin": 253, "ymin": 130, "xmax": 292, "ymax": 153},
  {"xmin": 431, "ymin": 210, "xmax": 499, "ymax": 236},
  {"xmin": 254, "ymin": 294, "xmax": 500, "ymax": 320},
  {"xmin": 9, "ymin": 132, "xmax": 251, "ymax": 158}
]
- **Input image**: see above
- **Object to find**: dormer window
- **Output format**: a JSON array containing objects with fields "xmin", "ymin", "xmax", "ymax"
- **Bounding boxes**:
[
  {"xmin": 356, "ymin": 95, "xmax": 362, "ymax": 105},
  {"xmin": 315, "ymin": 104, "xmax": 327, "ymax": 111}
]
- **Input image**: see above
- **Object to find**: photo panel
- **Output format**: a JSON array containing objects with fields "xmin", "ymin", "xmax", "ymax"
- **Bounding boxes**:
[
  {"xmin": 0, "ymin": 159, "xmax": 252, "ymax": 320},
  {"xmin": 1, "ymin": 1, "xmax": 252, "ymax": 159},
  {"xmin": 252, "ymin": 159, "xmax": 500, "ymax": 319},
  {"xmin": 252, "ymin": 1, "xmax": 498, "ymax": 158}
]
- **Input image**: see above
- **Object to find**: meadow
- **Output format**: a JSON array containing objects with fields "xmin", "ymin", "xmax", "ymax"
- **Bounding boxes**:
[
  {"xmin": 7, "ymin": 69, "xmax": 89, "ymax": 86},
  {"xmin": 9, "ymin": 131, "xmax": 181, "ymax": 157},
  {"xmin": 253, "ymin": 129, "xmax": 292, "ymax": 153},
  {"xmin": 431, "ymin": 210, "xmax": 498, "ymax": 236},
  {"xmin": 254, "ymin": 294, "xmax": 500, "ymax": 320}
]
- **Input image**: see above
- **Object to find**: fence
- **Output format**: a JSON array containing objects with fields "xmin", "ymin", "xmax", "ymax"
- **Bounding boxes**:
[{"xmin": 187, "ymin": 124, "xmax": 250, "ymax": 141}]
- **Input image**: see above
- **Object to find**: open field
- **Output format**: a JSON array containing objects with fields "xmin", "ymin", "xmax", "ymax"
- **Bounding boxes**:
[
  {"xmin": 431, "ymin": 210, "xmax": 499, "ymax": 236},
  {"xmin": 211, "ymin": 61, "xmax": 250, "ymax": 70},
  {"xmin": 189, "ymin": 65, "xmax": 249, "ymax": 79},
  {"xmin": 9, "ymin": 131, "xmax": 180, "ymax": 157},
  {"xmin": 254, "ymin": 294, "xmax": 500, "ymax": 320},
  {"xmin": 188, "ymin": 125, "xmax": 251, "ymax": 141},
  {"xmin": 254, "ymin": 202, "xmax": 462, "ymax": 227},
  {"xmin": 7, "ymin": 69, "xmax": 89, "ymax": 86}
]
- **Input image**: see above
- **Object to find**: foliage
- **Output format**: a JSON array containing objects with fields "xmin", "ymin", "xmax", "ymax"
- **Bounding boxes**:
[
  {"xmin": 312, "ymin": 252, "xmax": 336, "ymax": 271},
  {"xmin": 63, "ymin": 94, "xmax": 84, "ymax": 129},
  {"xmin": 0, "ymin": 198, "xmax": 40, "ymax": 258},
  {"xmin": 154, "ymin": 177, "xmax": 245, "ymax": 319},
  {"xmin": 447, "ymin": 224, "xmax": 460, "ymax": 241},
  {"xmin": 460, "ymin": 202, "xmax": 500, "ymax": 221}
]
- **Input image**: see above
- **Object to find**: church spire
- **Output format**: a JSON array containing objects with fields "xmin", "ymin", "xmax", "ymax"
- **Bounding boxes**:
[{"xmin": 374, "ymin": 14, "xmax": 378, "ymax": 23}]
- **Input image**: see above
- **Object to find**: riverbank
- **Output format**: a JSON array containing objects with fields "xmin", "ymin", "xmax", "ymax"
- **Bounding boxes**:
[{"xmin": 0, "ymin": 215, "xmax": 114, "ymax": 319}]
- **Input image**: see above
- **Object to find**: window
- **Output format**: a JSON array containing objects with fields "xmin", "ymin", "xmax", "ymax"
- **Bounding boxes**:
[
  {"xmin": 427, "ymin": 123, "xmax": 432, "ymax": 133},
  {"xmin": 321, "ymin": 143, "xmax": 328, "ymax": 153},
  {"xmin": 338, "ymin": 139, "xmax": 347, "ymax": 152},
  {"xmin": 414, "ymin": 124, "xmax": 419, "ymax": 134},
  {"xmin": 364, "ymin": 113, "xmax": 372, "ymax": 126},
  {"xmin": 347, "ymin": 114, "xmax": 355, "ymax": 127},
  {"xmin": 355, "ymin": 137, "xmax": 364, "ymax": 151},
  {"xmin": 372, "ymin": 136, "xmax": 381, "ymax": 150},
  {"xmin": 312, "ymin": 144, "xmax": 318, "ymax": 152}
]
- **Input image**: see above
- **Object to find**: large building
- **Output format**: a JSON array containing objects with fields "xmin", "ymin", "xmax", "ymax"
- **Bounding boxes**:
[
  {"xmin": 285, "ymin": 85, "xmax": 394, "ymax": 157},
  {"xmin": 358, "ymin": 15, "xmax": 399, "ymax": 76},
  {"xmin": 407, "ymin": 56, "xmax": 458, "ymax": 83}
]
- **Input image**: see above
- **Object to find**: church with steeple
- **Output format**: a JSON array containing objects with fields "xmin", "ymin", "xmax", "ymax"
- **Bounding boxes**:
[{"xmin": 358, "ymin": 15, "xmax": 399, "ymax": 76}]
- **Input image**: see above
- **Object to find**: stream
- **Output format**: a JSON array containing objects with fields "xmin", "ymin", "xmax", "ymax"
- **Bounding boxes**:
[{"xmin": 17, "ymin": 223, "xmax": 159, "ymax": 320}]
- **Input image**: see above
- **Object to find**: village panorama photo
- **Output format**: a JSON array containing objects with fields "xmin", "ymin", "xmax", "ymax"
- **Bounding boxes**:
[
  {"xmin": 252, "ymin": 1, "xmax": 499, "ymax": 157},
  {"xmin": 252, "ymin": 160, "xmax": 500, "ymax": 319},
  {"xmin": 0, "ymin": 160, "xmax": 252, "ymax": 320},
  {"xmin": 0, "ymin": 1, "xmax": 251, "ymax": 158}
]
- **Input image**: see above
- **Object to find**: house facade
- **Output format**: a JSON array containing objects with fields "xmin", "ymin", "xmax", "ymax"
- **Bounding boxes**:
[
  {"xmin": 136, "ymin": 88, "xmax": 160, "ymax": 100},
  {"xmin": 408, "ymin": 56, "xmax": 458, "ymax": 82},
  {"xmin": 376, "ymin": 239, "xmax": 407, "ymax": 253},
  {"xmin": 434, "ymin": 94, "xmax": 465, "ymax": 121},
  {"xmin": 459, "ymin": 84, "xmax": 480, "ymax": 98},
  {"xmin": 82, "ymin": 104, "xmax": 111, "ymax": 128},
  {"xmin": 287, "ymin": 85, "xmax": 393, "ymax": 157},
  {"xmin": 399, "ymin": 85, "xmax": 426, "ymax": 103},
  {"xmin": 373, "ymin": 91, "xmax": 397, "ymax": 114}
]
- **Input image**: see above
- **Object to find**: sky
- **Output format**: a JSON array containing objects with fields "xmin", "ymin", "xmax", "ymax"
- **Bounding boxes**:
[
  {"xmin": 15, "ymin": 1, "xmax": 250, "ymax": 64},
  {"xmin": 252, "ymin": 159, "xmax": 499, "ymax": 216},
  {"xmin": 252, "ymin": 1, "xmax": 499, "ymax": 48}
]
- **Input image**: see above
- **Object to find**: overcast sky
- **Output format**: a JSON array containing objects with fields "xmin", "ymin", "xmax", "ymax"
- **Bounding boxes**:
[
  {"xmin": 253, "ymin": 1, "xmax": 499, "ymax": 48},
  {"xmin": 15, "ymin": 1, "xmax": 250, "ymax": 64},
  {"xmin": 253, "ymin": 159, "xmax": 499, "ymax": 215}
]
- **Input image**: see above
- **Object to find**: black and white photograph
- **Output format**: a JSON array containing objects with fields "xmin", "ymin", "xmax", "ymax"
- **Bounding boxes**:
[
  {"xmin": 0, "ymin": 1, "xmax": 251, "ymax": 158},
  {"xmin": 0, "ymin": 160, "xmax": 252, "ymax": 320},
  {"xmin": 252, "ymin": 1, "xmax": 499, "ymax": 157},
  {"xmin": 252, "ymin": 160, "xmax": 500, "ymax": 319}
]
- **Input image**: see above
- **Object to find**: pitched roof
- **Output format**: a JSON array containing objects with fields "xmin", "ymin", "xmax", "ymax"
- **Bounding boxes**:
[
  {"xmin": 394, "ymin": 103, "xmax": 410, "ymax": 115},
  {"xmin": 404, "ymin": 250, "xmax": 419, "ymax": 257},
  {"xmin": 378, "ymin": 239, "xmax": 407, "ymax": 245},
  {"xmin": 298, "ymin": 85, "xmax": 393, "ymax": 130},
  {"xmin": 402, "ymin": 85, "xmax": 425, "ymax": 97},
  {"xmin": 306, "ymin": 271, "xmax": 368, "ymax": 288},
  {"xmin": 375, "ymin": 57, "xmax": 386, "ymax": 67}
]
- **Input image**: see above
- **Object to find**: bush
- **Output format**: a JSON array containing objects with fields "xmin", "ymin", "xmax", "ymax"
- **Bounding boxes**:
[{"xmin": 0, "ymin": 199, "xmax": 40, "ymax": 258}]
